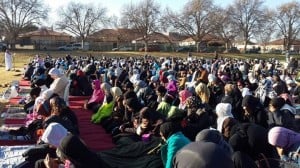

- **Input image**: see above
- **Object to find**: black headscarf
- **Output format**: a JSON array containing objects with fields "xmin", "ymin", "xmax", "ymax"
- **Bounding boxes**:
[
  {"xmin": 160, "ymin": 122, "xmax": 181, "ymax": 140},
  {"xmin": 195, "ymin": 129, "xmax": 221, "ymax": 143},
  {"xmin": 196, "ymin": 129, "xmax": 233, "ymax": 154},
  {"xmin": 173, "ymin": 142, "xmax": 234, "ymax": 168},
  {"xmin": 58, "ymin": 134, "xmax": 103, "ymax": 168}
]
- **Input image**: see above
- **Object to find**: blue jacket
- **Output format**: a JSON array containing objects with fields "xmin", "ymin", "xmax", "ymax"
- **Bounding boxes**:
[{"xmin": 161, "ymin": 132, "xmax": 191, "ymax": 168}]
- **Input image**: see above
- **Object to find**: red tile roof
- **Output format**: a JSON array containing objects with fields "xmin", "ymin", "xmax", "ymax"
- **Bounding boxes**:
[{"xmin": 19, "ymin": 28, "xmax": 72, "ymax": 37}]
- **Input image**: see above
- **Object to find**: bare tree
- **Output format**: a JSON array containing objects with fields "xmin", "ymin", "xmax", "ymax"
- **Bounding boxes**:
[
  {"xmin": 227, "ymin": 0, "xmax": 267, "ymax": 52},
  {"xmin": 274, "ymin": 1, "xmax": 300, "ymax": 51},
  {"xmin": 164, "ymin": 0, "xmax": 216, "ymax": 52},
  {"xmin": 0, "ymin": 0, "xmax": 48, "ymax": 48},
  {"xmin": 212, "ymin": 8, "xmax": 238, "ymax": 51},
  {"xmin": 121, "ymin": 0, "xmax": 160, "ymax": 51},
  {"xmin": 56, "ymin": 2, "xmax": 107, "ymax": 47},
  {"xmin": 256, "ymin": 10, "xmax": 276, "ymax": 53}
]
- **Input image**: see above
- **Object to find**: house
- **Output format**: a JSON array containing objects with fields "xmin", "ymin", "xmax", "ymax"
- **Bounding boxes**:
[
  {"xmin": 179, "ymin": 34, "xmax": 224, "ymax": 47},
  {"xmin": 87, "ymin": 29, "xmax": 143, "ymax": 51},
  {"xmin": 233, "ymin": 41, "xmax": 259, "ymax": 51},
  {"xmin": 17, "ymin": 28, "xmax": 73, "ymax": 50},
  {"xmin": 132, "ymin": 32, "xmax": 191, "ymax": 51},
  {"xmin": 262, "ymin": 39, "xmax": 300, "ymax": 52}
]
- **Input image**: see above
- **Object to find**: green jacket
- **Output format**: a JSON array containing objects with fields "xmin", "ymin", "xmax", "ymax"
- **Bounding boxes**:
[{"xmin": 91, "ymin": 101, "xmax": 114, "ymax": 124}]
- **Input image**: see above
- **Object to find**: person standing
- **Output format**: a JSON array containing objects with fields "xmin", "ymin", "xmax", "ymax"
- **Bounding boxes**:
[{"xmin": 4, "ymin": 49, "xmax": 12, "ymax": 71}]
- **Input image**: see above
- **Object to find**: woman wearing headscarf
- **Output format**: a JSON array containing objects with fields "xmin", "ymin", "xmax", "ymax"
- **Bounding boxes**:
[
  {"xmin": 216, "ymin": 103, "xmax": 234, "ymax": 133},
  {"xmin": 267, "ymin": 97, "xmax": 296, "ymax": 131},
  {"xmin": 242, "ymin": 95, "xmax": 268, "ymax": 128},
  {"xmin": 228, "ymin": 123, "xmax": 279, "ymax": 168},
  {"xmin": 156, "ymin": 93, "xmax": 174, "ymax": 117},
  {"xmin": 182, "ymin": 96, "xmax": 212, "ymax": 141},
  {"xmin": 34, "ymin": 122, "xmax": 69, "ymax": 168},
  {"xmin": 268, "ymin": 126, "xmax": 300, "ymax": 166},
  {"xmin": 84, "ymin": 79, "xmax": 105, "ymax": 113},
  {"xmin": 48, "ymin": 68, "xmax": 69, "ymax": 99},
  {"xmin": 221, "ymin": 83, "xmax": 243, "ymax": 121},
  {"xmin": 166, "ymin": 74, "xmax": 178, "ymax": 97},
  {"xmin": 160, "ymin": 122, "xmax": 190, "ymax": 168},
  {"xmin": 44, "ymin": 96, "xmax": 79, "ymax": 135},
  {"xmin": 207, "ymin": 74, "xmax": 224, "ymax": 107},
  {"xmin": 91, "ymin": 86, "xmax": 121, "ymax": 124},
  {"xmin": 195, "ymin": 129, "xmax": 233, "ymax": 154},
  {"xmin": 76, "ymin": 70, "xmax": 93, "ymax": 96},
  {"xmin": 57, "ymin": 134, "xmax": 104, "ymax": 168},
  {"xmin": 272, "ymin": 73, "xmax": 288, "ymax": 96},
  {"xmin": 173, "ymin": 141, "xmax": 234, "ymax": 168},
  {"xmin": 178, "ymin": 89, "xmax": 192, "ymax": 110}
]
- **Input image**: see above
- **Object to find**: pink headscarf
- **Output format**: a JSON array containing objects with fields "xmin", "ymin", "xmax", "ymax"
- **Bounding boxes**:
[
  {"xmin": 88, "ymin": 80, "xmax": 104, "ymax": 104},
  {"xmin": 179, "ymin": 89, "xmax": 192, "ymax": 105},
  {"xmin": 268, "ymin": 126, "xmax": 300, "ymax": 149}
]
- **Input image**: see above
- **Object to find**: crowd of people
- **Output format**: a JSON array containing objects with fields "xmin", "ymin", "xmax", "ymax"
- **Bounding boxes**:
[{"xmin": 8, "ymin": 53, "xmax": 300, "ymax": 168}]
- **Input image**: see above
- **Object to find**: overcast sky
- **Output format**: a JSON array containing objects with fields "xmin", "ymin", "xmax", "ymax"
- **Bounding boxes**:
[{"xmin": 42, "ymin": 0, "xmax": 295, "ymax": 26}]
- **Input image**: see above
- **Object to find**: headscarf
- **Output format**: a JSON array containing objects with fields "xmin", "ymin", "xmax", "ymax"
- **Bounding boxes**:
[
  {"xmin": 186, "ymin": 96, "xmax": 202, "ymax": 110},
  {"xmin": 110, "ymin": 87, "xmax": 123, "ymax": 100},
  {"xmin": 42, "ymin": 89, "xmax": 54, "ymax": 100},
  {"xmin": 100, "ymin": 82, "xmax": 112, "ymax": 95},
  {"xmin": 268, "ymin": 126, "xmax": 300, "ymax": 149},
  {"xmin": 179, "ymin": 89, "xmax": 192, "ymax": 107},
  {"xmin": 195, "ymin": 129, "xmax": 233, "ymax": 154},
  {"xmin": 208, "ymin": 74, "xmax": 217, "ymax": 83},
  {"xmin": 76, "ymin": 70, "xmax": 85, "ymax": 77},
  {"xmin": 242, "ymin": 95, "xmax": 261, "ymax": 112},
  {"xmin": 160, "ymin": 122, "xmax": 181, "ymax": 140},
  {"xmin": 41, "ymin": 122, "xmax": 68, "ymax": 148},
  {"xmin": 48, "ymin": 68, "xmax": 62, "ymax": 77},
  {"xmin": 88, "ymin": 80, "xmax": 104, "ymax": 104},
  {"xmin": 241, "ymin": 88, "xmax": 251, "ymax": 97},
  {"xmin": 58, "ymin": 134, "xmax": 102, "ymax": 168},
  {"xmin": 216, "ymin": 103, "xmax": 233, "ymax": 132},
  {"xmin": 173, "ymin": 142, "xmax": 234, "ymax": 168}
]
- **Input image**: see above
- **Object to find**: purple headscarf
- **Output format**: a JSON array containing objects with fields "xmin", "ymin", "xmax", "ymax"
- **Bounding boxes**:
[{"xmin": 268, "ymin": 126, "xmax": 300, "ymax": 149}]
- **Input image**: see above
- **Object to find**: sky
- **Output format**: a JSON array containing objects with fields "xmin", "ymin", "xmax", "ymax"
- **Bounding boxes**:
[{"xmin": 43, "ymin": 0, "xmax": 296, "ymax": 26}]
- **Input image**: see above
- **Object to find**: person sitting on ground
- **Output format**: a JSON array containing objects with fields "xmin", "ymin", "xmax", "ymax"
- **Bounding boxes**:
[
  {"xmin": 34, "ymin": 122, "xmax": 69, "ymax": 168},
  {"xmin": 24, "ymin": 87, "xmax": 41, "ymax": 113},
  {"xmin": 242, "ymin": 95, "xmax": 268, "ymax": 128},
  {"xmin": 43, "ymin": 96, "xmax": 79, "ymax": 135},
  {"xmin": 56, "ymin": 134, "xmax": 105, "ymax": 168},
  {"xmin": 267, "ymin": 97, "xmax": 296, "ymax": 131},
  {"xmin": 268, "ymin": 126, "xmax": 300, "ymax": 166},
  {"xmin": 48, "ymin": 68, "xmax": 69, "ymax": 99},
  {"xmin": 160, "ymin": 121, "xmax": 190, "ymax": 168},
  {"xmin": 84, "ymin": 79, "xmax": 105, "ymax": 113},
  {"xmin": 91, "ymin": 86, "xmax": 121, "ymax": 124},
  {"xmin": 173, "ymin": 129, "xmax": 234, "ymax": 168}
]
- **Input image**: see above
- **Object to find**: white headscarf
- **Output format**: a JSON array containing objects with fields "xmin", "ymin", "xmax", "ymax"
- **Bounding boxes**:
[
  {"xmin": 48, "ymin": 68, "xmax": 62, "ymax": 77},
  {"xmin": 216, "ymin": 103, "xmax": 233, "ymax": 133},
  {"xmin": 41, "ymin": 122, "xmax": 68, "ymax": 148}
]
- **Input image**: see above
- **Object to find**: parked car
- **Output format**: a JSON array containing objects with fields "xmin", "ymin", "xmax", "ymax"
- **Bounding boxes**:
[
  {"xmin": 225, "ymin": 47, "xmax": 240, "ymax": 54},
  {"xmin": 176, "ymin": 47, "xmax": 192, "ymax": 52},
  {"xmin": 0, "ymin": 43, "xmax": 7, "ymax": 52},
  {"xmin": 112, "ymin": 46, "xmax": 133, "ymax": 51},
  {"xmin": 72, "ymin": 43, "xmax": 82, "ymax": 50},
  {"xmin": 139, "ymin": 45, "xmax": 160, "ymax": 52},
  {"xmin": 58, "ymin": 43, "xmax": 82, "ymax": 51}
]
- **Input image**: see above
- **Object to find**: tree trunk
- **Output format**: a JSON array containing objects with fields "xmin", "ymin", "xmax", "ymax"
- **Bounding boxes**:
[
  {"xmin": 144, "ymin": 40, "xmax": 148, "ymax": 52},
  {"xmin": 196, "ymin": 42, "xmax": 200, "ymax": 52},
  {"xmin": 243, "ymin": 39, "xmax": 248, "ymax": 53}
]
